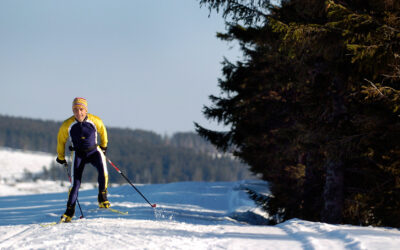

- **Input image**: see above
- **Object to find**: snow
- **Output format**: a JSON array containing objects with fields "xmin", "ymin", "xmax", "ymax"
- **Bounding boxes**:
[
  {"xmin": 0, "ymin": 147, "xmax": 97, "ymax": 196},
  {"xmin": 0, "ymin": 148, "xmax": 399, "ymax": 249},
  {"xmin": 0, "ymin": 147, "xmax": 53, "ymax": 180}
]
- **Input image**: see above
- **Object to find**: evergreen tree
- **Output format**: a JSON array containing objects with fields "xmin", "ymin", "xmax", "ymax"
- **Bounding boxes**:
[{"xmin": 196, "ymin": 0, "xmax": 400, "ymax": 226}]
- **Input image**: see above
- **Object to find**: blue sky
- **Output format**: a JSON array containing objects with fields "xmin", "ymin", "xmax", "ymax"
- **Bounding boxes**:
[{"xmin": 0, "ymin": 0, "xmax": 240, "ymax": 135}]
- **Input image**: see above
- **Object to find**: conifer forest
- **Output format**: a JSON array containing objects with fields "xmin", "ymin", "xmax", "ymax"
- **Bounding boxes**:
[{"xmin": 196, "ymin": 0, "xmax": 400, "ymax": 227}]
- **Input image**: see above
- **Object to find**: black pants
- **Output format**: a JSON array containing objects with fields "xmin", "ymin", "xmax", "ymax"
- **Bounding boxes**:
[{"xmin": 67, "ymin": 147, "xmax": 108, "ymax": 206}]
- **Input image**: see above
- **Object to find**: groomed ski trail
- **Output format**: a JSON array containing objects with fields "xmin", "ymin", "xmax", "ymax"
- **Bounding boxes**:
[{"xmin": 1, "ymin": 180, "xmax": 400, "ymax": 249}]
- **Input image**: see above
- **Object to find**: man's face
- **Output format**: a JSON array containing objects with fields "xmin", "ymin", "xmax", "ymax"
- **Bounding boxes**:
[{"xmin": 73, "ymin": 106, "xmax": 87, "ymax": 122}]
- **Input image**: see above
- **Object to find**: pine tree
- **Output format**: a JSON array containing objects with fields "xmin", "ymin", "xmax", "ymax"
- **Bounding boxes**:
[{"xmin": 196, "ymin": 0, "xmax": 400, "ymax": 226}]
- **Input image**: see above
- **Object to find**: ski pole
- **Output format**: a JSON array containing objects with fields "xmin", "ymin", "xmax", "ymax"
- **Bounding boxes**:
[
  {"xmin": 63, "ymin": 163, "xmax": 84, "ymax": 219},
  {"xmin": 106, "ymin": 157, "xmax": 156, "ymax": 208}
]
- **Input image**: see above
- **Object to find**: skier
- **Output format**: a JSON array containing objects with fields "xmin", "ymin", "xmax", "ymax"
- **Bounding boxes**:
[{"xmin": 56, "ymin": 97, "xmax": 110, "ymax": 222}]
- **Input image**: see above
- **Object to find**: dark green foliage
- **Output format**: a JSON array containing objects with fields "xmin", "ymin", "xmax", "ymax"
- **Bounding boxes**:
[
  {"xmin": 199, "ymin": 0, "xmax": 272, "ymax": 24},
  {"xmin": 197, "ymin": 0, "xmax": 400, "ymax": 227},
  {"xmin": 0, "ymin": 114, "xmax": 252, "ymax": 183},
  {"xmin": 0, "ymin": 116, "xmax": 60, "ymax": 152}
]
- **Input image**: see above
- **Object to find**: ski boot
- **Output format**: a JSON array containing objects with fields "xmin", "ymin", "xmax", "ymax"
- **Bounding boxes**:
[
  {"xmin": 60, "ymin": 205, "xmax": 75, "ymax": 223},
  {"xmin": 98, "ymin": 190, "xmax": 111, "ymax": 208}
]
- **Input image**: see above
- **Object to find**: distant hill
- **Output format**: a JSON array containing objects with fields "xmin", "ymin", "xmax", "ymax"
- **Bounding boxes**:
[{"xmin": 0, "ymin": 114, "xmax": 252, "ymax": 183}]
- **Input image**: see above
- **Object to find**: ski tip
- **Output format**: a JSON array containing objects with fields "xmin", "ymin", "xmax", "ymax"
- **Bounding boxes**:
[
  {"xmin": 152, "ymin": 204, "xmax": 157, "ymax": 208},
  {"xmin": 40, "ymin": 222, "xmax": 58, "ymax": 227}
]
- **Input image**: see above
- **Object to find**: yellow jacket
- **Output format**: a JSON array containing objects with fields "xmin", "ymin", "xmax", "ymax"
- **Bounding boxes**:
[{"xmin": 57, "ymin": 114, "xmax": 108, "ymax": 161}]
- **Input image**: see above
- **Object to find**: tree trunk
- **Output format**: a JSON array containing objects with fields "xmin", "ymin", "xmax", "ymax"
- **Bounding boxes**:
[
  {"xmin": 321, "ymin": 158, "xmax": 344, "ymax": 224},
  {"xmin": 302, "ymin": 152, "xmax": 323, "ymax": 221}
]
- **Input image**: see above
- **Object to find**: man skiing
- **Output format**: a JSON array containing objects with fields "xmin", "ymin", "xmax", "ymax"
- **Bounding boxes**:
[{"xmin": 56, "ymin": 97, "xmax": 110, "ymax": 222}]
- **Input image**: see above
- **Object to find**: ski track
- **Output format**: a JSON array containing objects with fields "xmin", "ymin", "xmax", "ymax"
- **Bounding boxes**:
[
  {"xmin": 278, "ymin": 219, "xmax": 400, "ymax": 250},
  {"xmin": 279, "ymin": 219, "xmax": 353, "ymax": 250},
  {"xmin": 0, "ymin": 184, "xmax": 399, "ymax": 250},
  {"xmin": 0, "ymin": 219, "xmax": 304, "ymax": 250},
  {"xmin": 1, "ymin": 148, "xmax": 400, "ymax": 249},
  {"xmin": 0, "ymin": 225, "xmax": 36, "ymax": 249}
]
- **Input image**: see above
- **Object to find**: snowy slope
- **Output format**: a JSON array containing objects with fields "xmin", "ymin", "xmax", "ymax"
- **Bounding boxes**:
[
  {"xmin": 0, "ymin": 148, "xmax": 399, "ymax": 249},
  {"xmin": 0, "ymin": 147, "xmax": 94, "ymax": 196},
  {"xmin": 0, "ymin": 147, "xmax": 53, "ymax": 180}
]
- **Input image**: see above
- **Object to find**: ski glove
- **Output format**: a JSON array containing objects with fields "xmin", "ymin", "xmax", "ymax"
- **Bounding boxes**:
[
  {"xmin": 56, "ymin": 157, "xmax": 67, "ymax": 165},
  {"xmin": 100, "ymin": 146, "xmax": 107, "ymax": 155}
]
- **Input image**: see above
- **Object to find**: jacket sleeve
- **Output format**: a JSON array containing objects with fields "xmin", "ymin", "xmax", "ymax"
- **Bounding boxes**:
[
  {"xmin": 90, "ymin": 114, "xmax": 108, "ymax": 148},
  {"xmin": 57, "ymin": 120, "xmax": 70, "ymax": 161}
]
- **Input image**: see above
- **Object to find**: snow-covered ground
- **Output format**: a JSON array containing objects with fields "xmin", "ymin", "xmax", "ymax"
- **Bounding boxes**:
[
  {"xmin": 0, "ymin": 147, "xmax": 53, "ymax": 180},
  {"xmin": 0, "ymin": 147, "xmax": 399, "ymax": 249},
  {"xmin": 0, "ymin": 147, "xmax": 95, "ymax": 196}
]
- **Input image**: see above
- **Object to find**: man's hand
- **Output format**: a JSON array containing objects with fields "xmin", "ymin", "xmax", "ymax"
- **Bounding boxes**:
[
  {"xmin": 100, "ymin": 146, "xmax": 107, "ymax": 155},
  {"xmin": 56, "ymin": 157, "xmax": 67, "ymax": 165}
]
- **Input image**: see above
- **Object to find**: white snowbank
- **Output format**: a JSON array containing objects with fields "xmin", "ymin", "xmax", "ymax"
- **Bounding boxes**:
[
  {"xmin": 0, "ymin": 147, "xmax": 53, "ymax": 180},
  {"xmin": 0, "ymin": 147, "xmax": 100, "ymax": 196}
]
